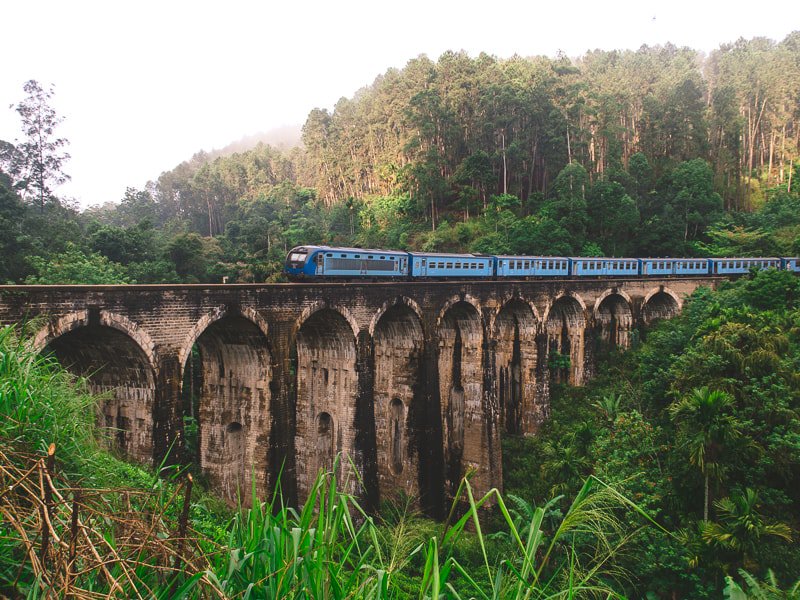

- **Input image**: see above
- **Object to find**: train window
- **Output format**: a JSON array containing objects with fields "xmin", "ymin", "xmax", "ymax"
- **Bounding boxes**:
[
  {"xmin": 516, "ymin": 261, "xmax": 521, "ymax": 269},
  {"xmin": 524, "ymin": 261, "xmax": 530, "ymax": 269},
  {"xmin": 446, "ymin": 262, "xmax": 453, "ymax": 269},
  {"xmin": 421, "ymin": 259, "xmax": 426, "ymax": 266},
  {"xmin": 355, "ymin": 255, "xmax": 360, "ymax": 258},
  {"xmin": 326, "ymin": 253, "xmax": 332, "ymax": 257},
  {"xmin": 368, "ymin": 255, "xmax": 373, "ymax": 259}
]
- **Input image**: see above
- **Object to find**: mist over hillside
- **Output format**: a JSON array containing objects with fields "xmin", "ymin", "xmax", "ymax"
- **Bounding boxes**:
[{"xmin": 206, "ymin": 124, "xmax": 303, "ymax": 159}]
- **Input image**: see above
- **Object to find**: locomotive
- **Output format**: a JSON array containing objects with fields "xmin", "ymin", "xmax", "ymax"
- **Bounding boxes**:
[{"xmin": 284, "ymin": 245, "xmax": 800, "ymax": 280}]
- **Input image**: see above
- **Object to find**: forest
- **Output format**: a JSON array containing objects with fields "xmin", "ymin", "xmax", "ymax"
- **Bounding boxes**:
[
  {"xmin": 1, "ymin": 34, "xmax": 800, "ymax": 284},
  {"xmin": 1, "ymin": 33, "xmax": 800, "ymax": 598}
]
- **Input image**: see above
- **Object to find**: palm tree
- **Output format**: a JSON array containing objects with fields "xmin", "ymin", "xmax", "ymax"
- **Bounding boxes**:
[
  {"xmin": 702, "ymin": 488, "xmax": 793, "ymax": 571},
  {"xmin": 540, "ymin": 436, "xmax": 591, "ymax": 497},
  {"xmin": 668, "ymin": 386, "xmax": 743, "ymax": 521},
  {"xmin": 725, "ymin": 568, "xmax": 800, "ymax": 599}
]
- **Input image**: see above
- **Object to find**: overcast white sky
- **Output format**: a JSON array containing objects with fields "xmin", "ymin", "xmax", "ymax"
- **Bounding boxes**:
[{"xmin": 2, "ymin": 0, "xmax": 797, "ymax": 208}]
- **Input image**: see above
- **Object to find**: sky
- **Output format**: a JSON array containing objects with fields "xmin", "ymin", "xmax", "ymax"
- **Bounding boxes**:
[{"xmin": 2, "ymin": 0, "xmax": 797, "ymax": 209}]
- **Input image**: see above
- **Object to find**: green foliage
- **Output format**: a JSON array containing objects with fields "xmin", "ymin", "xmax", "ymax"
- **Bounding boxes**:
[
  {"xmin": 504, "ymin": 270, "xmax": 800, "ymax": 596},
  {"xmin": 24, "ymin": 242, "xmax": 131, "ymax": 284}
]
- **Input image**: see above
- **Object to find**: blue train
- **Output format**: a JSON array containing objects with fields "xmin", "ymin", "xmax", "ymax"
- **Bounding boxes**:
[{"xmin": 284, "ymin": 245, "xmax": 800, "ymax": 280}]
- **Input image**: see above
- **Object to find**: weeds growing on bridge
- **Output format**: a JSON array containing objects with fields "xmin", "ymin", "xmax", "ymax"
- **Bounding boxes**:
[{"xmin": 0, "ymin": 323, "xmax": 651, "ymax": 598}]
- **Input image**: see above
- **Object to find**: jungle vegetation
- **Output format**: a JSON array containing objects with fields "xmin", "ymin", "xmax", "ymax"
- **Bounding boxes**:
[{"xmin": 1, "ymin": 34, "xmax": 800, "ymax": 284}]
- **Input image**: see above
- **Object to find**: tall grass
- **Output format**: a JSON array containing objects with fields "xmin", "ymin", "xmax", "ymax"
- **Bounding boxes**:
[{"xmin": 0, "ymin": 325, "xmax": 98, "ymax": 462}]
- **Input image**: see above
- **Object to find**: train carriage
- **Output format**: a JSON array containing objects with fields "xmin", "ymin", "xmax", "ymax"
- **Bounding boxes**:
[
  {"xmin": 495, "ymin": 256, "xmax": 569, "ymax": 278},
  {"xmin": 782, "ymin": 258, "xmax": 800, "ymax": 273},
  {"xmin": 570, "ymin": 258, "xmax": 640, "ymax": 277},
  {"xmin": 710, "ymin": 257, "xmax": 781, "ymax": 275},
  {"xmin": 641, "ymin": 258, "xmax": 711, "ymax": 276},
  {"xmin": 409, "ymin": 252, "xmax": 493, "ymax": 278}
]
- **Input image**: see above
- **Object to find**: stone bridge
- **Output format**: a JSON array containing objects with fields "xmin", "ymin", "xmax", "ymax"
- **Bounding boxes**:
[{"xmin": 0, "ymin": 277, "xmax": 719, "ymax": 515}]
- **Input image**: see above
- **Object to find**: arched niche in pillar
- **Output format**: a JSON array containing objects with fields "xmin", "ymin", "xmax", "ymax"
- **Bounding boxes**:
[
  {"xmin": 595, "ymin": 292, "xmax": 634, "ymax": 351},
  {"xmin": 43, "ymin": 324, "xmax": 157, "ymax": 463},
  {"xmin": 437, "ymin": 300, "xmax": 483, "ymax": 497},
  {"xmin": 372, "ymin": 302, "xmax": 424, "ymax": 503},
  {"xmin": 642, "ymin": 289, "xmax": 681, "ymax": 324},
  {"xmin": 494, "ymin": 298, "xmax": 539, "ymax": 435},
  {"xmin": 182, "ymin": 314, "xmax": 272, "ymax": 503},
  {"xmin": 545, "ymin": 295, "xmax": 587, "ymax": 386},
  {"xmin": 294, "ymin": 308, "xmax": 358, "ymax": 501}
]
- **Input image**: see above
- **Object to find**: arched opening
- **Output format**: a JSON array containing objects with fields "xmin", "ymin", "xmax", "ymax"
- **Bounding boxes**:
[
  {"xmin": 545, "ymin": 296, "xmax": 587, "ymax": 386},
  {"xmin": 438, "ymin": 301, "xmax": 483, "ymax": 497},
  {"xmin": 183, "ymin": 315, "xmax": 271, "ymax": 503},
  {"xmin": 643, "ymin": 291, "xmax": 680, "ymax": 324},
  {"xmin": 495, "ymin": 299, "xmax": 539, "ymax": 434},
  {"xmin": 295, "ymin": 309, "xmax": 357, "ymax": 500},
  {"xmin": 596, "ymin": 294, "xmax": 634, "ymax": 351},
  {"xmin": 44, "ymin": 325, "xmax": 156, "ymax": 463},
  {"xmin": 316, "ymin": 412, "xmax": 334, "ymax": 473},
  {"xmin": 373, "ymin": 303, "xmax": 424, "ymax": 501},
  {"xmin": 389, "ymin": 399, "xmax": 404, "ymax": 475}
]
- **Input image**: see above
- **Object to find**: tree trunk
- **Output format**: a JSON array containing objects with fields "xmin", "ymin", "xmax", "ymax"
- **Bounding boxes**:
[{"xmin": 704, "ymin": 471, "xmax": 709, "ymax": 522}]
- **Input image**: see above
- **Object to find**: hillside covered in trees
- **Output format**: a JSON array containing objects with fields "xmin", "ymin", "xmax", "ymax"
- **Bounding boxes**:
[{"xmin": 1, "ymin": 35, "xmax": 799, "ymax": 283}]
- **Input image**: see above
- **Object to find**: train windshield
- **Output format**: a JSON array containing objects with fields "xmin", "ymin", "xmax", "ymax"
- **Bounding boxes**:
[{"xmin": 286, "ymin": 248, "xmax": 309, "ymax": 265}]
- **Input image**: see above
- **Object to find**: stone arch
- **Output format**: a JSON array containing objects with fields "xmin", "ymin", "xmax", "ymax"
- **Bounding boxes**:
[
  {"xmin": 642, "ymin": 287, "xmax": 682, "ymax": 324},
  {"xmin": 436, "ymin": 294, "xmax": 482, "ymax": 329},
  {"xmin": 184, "ymin": 310, "xmax": 273, "ymax": 503},
  {"xmin": 34, "ymin": 310, "xmax": 158, "ymax": 370},
  {"xmin": 372, "ymin": 300, "xmax": 425, "ymax": 502},
  {"xmin": 40, "ymin": 311, "xmax": 157, "ymax": 463},
  {"xmin": 368, "ymin": 296, "xmax": 425, "ymax": 338},
  {"xmin": 294, "ymin": 307, "xmax": 358, "ymax": 500},
  {"xmin": 178, "ymin": 305, "xmax": 270, "ymax": 371},
  {"xmin": 493, "ymin": 298, "xmax": 540, "ymax": 435},
  {"xmin": 437, "ymin": 300, "xmax": 484, "ymax": 497},
  {"xmin": 544, "ymin": 293, "xmax": 588, "ymax": 386},
  {"xmin": 594, "ymin": 290, "xmax": 635, "ymax": 350},
  {"xmin": 542, "ymin": 291, "xmax": 587, "ymax": 325},
  {"xmin": 592, "ymin": 289, "xmax": 634, "ymax": 319},
  {"xmin": 294, "ymin": 300, "xmax": 360, "ymax": 342}
]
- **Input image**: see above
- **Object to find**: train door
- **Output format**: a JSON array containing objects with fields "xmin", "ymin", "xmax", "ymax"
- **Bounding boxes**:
[{"xmin": 316, "ymin": 253, "xmax": 324, "ymax": 275}]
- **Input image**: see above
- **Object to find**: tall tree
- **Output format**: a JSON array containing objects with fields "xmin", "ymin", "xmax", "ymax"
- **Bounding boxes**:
[
  {"xmin": 669, "ymin": 387, "xmax": 743, "ymax": 522},
  {"xmin": 3, "ymin": 80, "xmax": 70, "ymax": 213}
]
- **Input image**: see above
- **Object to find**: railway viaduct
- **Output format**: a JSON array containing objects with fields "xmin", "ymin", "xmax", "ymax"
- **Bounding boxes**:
[{"xmin": 0, "ymin": 277, "xmax": 719, "ymax": 514}]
